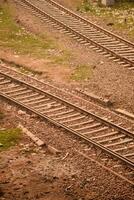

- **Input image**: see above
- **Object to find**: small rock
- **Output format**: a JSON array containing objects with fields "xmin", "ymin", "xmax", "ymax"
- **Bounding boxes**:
[
  {"xmin": 100, "ymin": 61, "xmax": 104, "ymax": 64},
  {"xmin": 31, "ymin": 153, "xmax": 37, "ymax": 156},
  {"xmin": 18, "ymin": 110, "xmax": 26, "ymax": 115},
  {"xmin": 14, "ymin": 55, "xmax": 19, "ymax": 58}
]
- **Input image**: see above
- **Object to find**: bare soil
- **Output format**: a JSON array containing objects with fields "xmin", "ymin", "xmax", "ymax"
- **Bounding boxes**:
[
  {"xmin": 0, "ymin": 101, "xmax": 134, "ymax": 200},
  {"xmin": 0, "ymin": 1, "xmax": 134, "ymax": 199},
  {"xmin": 1, "ymin": 0, "xmax": 133, "ymax": 114}
]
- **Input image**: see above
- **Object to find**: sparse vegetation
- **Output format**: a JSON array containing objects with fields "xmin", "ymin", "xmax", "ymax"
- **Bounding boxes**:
[
  {"xmin": 77, "ymin": 0, "xmax": 95, "ymax": 12},
  {"xmin": 1, "ymin": 58, "xmax": 43, "ymax": 75},
  {"xmin": 0, "ymin": 5, "xmax": 53, "ymax": 54},
  {"xmin": 0, "ymin": 128, "xmax": 22, "ymax": 151},
  {"xmin": 71, "ymin": 64, "xmax": 92, "ymax": 81},
  {"xmin": 77, "ymin": 0, "xmax": 134, "ymax": 38},
  {"xmin": 0, "ymin": 4, "xmax": 70, "ymax": 64},
  {"xmin": 52, "ymin": 51, "xmax": 71, "ymax": 64}
]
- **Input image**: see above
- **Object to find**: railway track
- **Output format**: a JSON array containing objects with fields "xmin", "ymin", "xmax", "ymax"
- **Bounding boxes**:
[
  {"xmin": 0, "ymin": 66, "xmax": 134, "ymax": 184},
  {"xmin": 16, "ymin": 0, "xmax": 134, "ymax": 69}
]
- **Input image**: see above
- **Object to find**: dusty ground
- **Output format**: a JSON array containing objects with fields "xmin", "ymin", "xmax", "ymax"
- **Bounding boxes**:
[
  {"xmin": 0, "ymin": 101, "xmax": 134, "ymax": 200},
  {"xmin": 0, "ymin": 105, "xmax": 73, "ymax": 200},
  {"xmin": 0, "ymin": 1, "xmax": 134, "ymax": 199},
  {"xmin": 0, "ymin": 0, "xmax": 133, "ymax": 113}
]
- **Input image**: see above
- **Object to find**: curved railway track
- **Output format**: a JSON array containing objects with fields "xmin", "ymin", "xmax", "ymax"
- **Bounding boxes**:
[
  {"xmin": 15, "ymin": 0, "xmax": 134, "ymax": 69},
  {"xmin": 0, "ymin": 66, "xmax": 134, "ymax": 184}
]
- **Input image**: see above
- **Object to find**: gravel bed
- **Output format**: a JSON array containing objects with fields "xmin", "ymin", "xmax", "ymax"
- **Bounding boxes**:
[
  {"xmin": 0, "ymin": 99, "xmax": 133, "ymax": 187},
  {"xmin": 6, "ymin": 0, "xmax": 134, "ymax": 115},
  {"xmin": 55, "ymin": 0, "xmax": 134, "ymax": 42},
  {"xmin": 1, "ymin": 63, "xmax": 134, "ymax": 133},
  {"xmin": 0, "ymin": 2, "xmax": 134, "ymax": 199}
]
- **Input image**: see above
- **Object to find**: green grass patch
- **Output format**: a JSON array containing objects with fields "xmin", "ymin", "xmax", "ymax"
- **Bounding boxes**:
[
  {"xmin": 0, "ymin": 4, "xmax": 55, "ymax": 56},
  {"xmin": 71, "ymin": 65, "xmax": 92, "ymax": 81},
  {"xmin": 0, "ymin": 4, "xmax": 70, "ymax": 63},
  {"xmin": 52, "ymin": 50, "xmax": 71, "ymax": 64},
  {"xmin": 113, "ymin": 1, "xmax": 134, "ymax": 10},
  {"xmin": 0, "ymin": 3, "xmax": 72, "ymax": 66},
  {"xmin": 0, "ymin": 128, "xmax": 22, "ymax": 151},
  {"xmin": 77, "ymin": 0, "xmax": 95, "ymax": 13}
]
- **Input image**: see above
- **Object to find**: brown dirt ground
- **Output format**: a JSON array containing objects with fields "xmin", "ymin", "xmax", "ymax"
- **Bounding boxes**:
[
  {"xmin": 0, "ymin": 1, "xmax": 134, "ymax": 199},
  {"xmin": 1, "ymin": 0, "xmax": 133, "ymax": 114},
  {"xmin": 0, "ymin": 102, "xmax": 134, "ymax": 200}
]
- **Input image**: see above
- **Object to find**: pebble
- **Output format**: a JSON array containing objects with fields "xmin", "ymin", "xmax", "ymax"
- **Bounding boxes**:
[
  {"xmin": 31, "ymin": 153, "xmax": 37, "ymax": 156},
  {"xmin": 100, "ymin": 61, "xmax": 104, "ymax": 64},
  {"xmin": 18, "ymin": 110, "xmax": 26, "ymax": 115}
]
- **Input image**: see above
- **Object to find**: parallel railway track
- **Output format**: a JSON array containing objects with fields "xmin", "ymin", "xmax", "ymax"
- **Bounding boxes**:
[
  {"xmin": 15, "ymin": 0, "xmax": 134, "ymax": 69},
  {"xmin": 0, "ymin": 66, "xmax": 134, "ymax": 184}
]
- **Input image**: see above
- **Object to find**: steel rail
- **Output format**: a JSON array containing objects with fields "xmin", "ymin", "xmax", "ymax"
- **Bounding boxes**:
[
  {"xmin": 1, "ymin": 64, "xmax": 134, "ymax": 124},
  {"xmin": 1, "ymin": 92, "xmax": 134, "ymax": 168},
  {"xmin": 18, "ymin": 0, "xmax": 134, "ymax": 68},
  {"xmin": 0, "ymin": 71, "xmax": 133, "ymax": 139},
  {"xmin": 45, "ymin": 0, "xmax": 134, "ymax": 48},
  {"xmin": 0, "ymin": 71, "xmax": 134, "ymax": 169}
]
